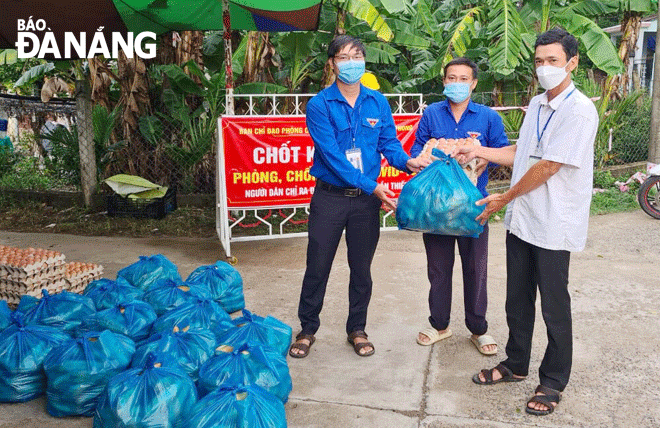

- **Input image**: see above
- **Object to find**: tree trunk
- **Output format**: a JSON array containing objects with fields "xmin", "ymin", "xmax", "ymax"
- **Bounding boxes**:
[
  {"xmin": 116, "ymin": 52, "xmax": 151, "ymax": 177},
  {"xmin": 650, "ymin": 5, "xmax": 660, "ymax": 165},
  {"xmin": 75, "ymin": 79, "xmax": 97, "ymax": 207},
  {"xmin": 602, "ymin": 12, "xmax": 643, "ymax": 102},
  {"xmin": 321, "ymin": 8, "xmax": 347, "ymax": 89}
]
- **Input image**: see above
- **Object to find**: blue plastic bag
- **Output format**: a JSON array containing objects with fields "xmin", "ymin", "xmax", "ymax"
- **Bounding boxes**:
[
  {"xmin": 117, "ymin": 254, "xmax": 182, "ymax": 291},
  {"xmin": 396, "ymin": 149, "xmax": 485, "ymax": 237},
  {"xmin": 216, "ymin": 310, "xmax": 292, "ymax": 358},
  {"xmin": 0, "ymin": 300, "xmax": 11, "ymax": 331},
  {"xmin": 15, "ymin": 290, "xmax": 96, "ymax": 334},
  {"xmin": 0, "ymin": 313, "xmax": 70, "ymax": 402},
  {"xmin": 143, "ymin": 278, "xmax": 211, "ymax": 316},
  {"xmin": 131, "ymin": 326, "xmax": 215, "ymax": 381},
  {"xmin": 186, "ymin": 261, "xmax": 245, "ymax": 313},
  {"xmin": 43, "ymin": 331, "xmax": 135, "ymax": 417},
  {"xmin": 151, "ymin": 297, "xmax": 234, "ymax": 334},
  {"xmin": 82, "ymin": 301, "xmax": 157, "ymax": 342},
  {"xmin": 198, "ymin": 343, "xmax": 291, "ymax": 403},
  {"xmin": 83, "ymin": 277, "xmax": 145, "ymax": 310},
  {"xmin": 94, "ymin": 353, "xmax": 197, "ymax": 428},
  {"xmin": 188, "ymin": 383, "xmax": 286, "ymax": 428}
]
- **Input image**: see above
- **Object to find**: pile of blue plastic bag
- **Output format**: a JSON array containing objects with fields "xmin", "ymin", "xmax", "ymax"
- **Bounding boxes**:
[
  {"xmin": 0, "ymin": 254, "xmax": 292, "ymax": 428},
  {"xmin": 396, "ymin": 148, "xmax": 485, "ymax": 237}
]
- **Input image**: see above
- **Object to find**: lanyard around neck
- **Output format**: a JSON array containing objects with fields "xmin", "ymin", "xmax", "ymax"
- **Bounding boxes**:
[
  {"xmin": 536, "ymin": 87, "xmax": 576, "ymax": 143},
  {"xmin": 345, "ymin": 100, "xmax": 362, "ymax": 149}
]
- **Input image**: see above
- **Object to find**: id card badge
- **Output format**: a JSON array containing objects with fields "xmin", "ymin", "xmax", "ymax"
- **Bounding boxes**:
[
  {"xmin": 346, "ymin": 148, "xmax": 364, "ymax": 172},
  {"xmin": 527, "ymin": 155, "xmax": 541, "ymax": 170}
]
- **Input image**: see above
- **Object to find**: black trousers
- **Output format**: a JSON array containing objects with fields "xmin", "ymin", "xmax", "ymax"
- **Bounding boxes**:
[
  {"xmin": 297, "ymin": 186, "xmax": 382, "ymax": 336},
  {"xmin": 502, "ymin": 232, "xmax": 572, "ymax": 392},
  {"xmin": 422, "ymin": 223, "xmax": 489, "ymax": 335}
]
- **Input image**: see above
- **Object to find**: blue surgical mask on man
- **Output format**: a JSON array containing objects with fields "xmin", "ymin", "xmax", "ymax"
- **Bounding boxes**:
[
  {"xmin": 443, "ymin": 82, "xmax": 472, "ymax": 103},
  {"xmin": 337, "ymin": 60, "xmax": 366, "ymax": 85}
]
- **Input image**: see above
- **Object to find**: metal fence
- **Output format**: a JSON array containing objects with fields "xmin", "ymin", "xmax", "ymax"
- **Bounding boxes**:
[{"xmin": 0, "ymin": 91, "xmax": 653, "ymax": 199}]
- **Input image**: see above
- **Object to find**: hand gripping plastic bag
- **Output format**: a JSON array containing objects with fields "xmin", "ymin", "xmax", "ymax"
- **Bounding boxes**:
[
  {"xmin": 198, "ymin": 343, "xmax": 292, "ymax": 403},
  {"xmin": 15, "ymin": 290, "xmax": 96, "ymax": 334},
  {"xmin": 188, "ymin": 383, "xmax": 286, "ymax": 428},
  {"xmin": 82, "ymin": 301, "xmax": 157, "ymax": 342},
  {"xmin": 131, "ymin": 326, "xmax": 215, "ymax": 381},
  {"xmin": 83, "ymin": 277, "xmax": 145, "ymax": 311},
  {"xmin": 94, "ymin": 353, "xmax": 197, "ymax": 428},
  {"xmin": 143, "ymin": 278, "xmax": 211, "ymax": 316},
  {"xmin": 0, "ymin": 300, "xmax": 11, "ymax": 331},
  {"xmin": 186, "ymin": 261, "xmax": 245, "ymax": 313},
  {"xmin": 43, "ymin": 331, "xmax": 136, "ymax": 417},
  {"xmin": 151, "ymin": 297, "xmax": 234, "ymax": 334},
  {"xmin": 117, "ymin": 254, "xmax": 182, "ymax": 291},
  {"xmin": 396, "ymin": 149, "xmax": 485, "ymax": 237},
  {"xmin": 215, "ymin": 310, "xmax": 292, "ymax": 358},
  {"xmin": 0, "ymin": 313, "xmax": 70, "ymax": 402}
]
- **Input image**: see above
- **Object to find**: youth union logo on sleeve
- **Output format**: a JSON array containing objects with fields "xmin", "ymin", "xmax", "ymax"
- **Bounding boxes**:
[{"xmin": 15, "ymin": 17, "xmax": 157, "ymax": 59}]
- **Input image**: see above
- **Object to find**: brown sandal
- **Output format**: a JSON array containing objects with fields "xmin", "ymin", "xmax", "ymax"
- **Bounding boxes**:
[
  {"xmin": 347, "ymin": 330, "xmax": 375, "ymax": 357},
  {"xmin": 472, "ymin": 363, "xmax": 526, "ymax": 385},
  {"xmin": 526, "ymin": 385, "xmax": 561, "ymax": 416},
  {"xmin": 288, "ymin": 333, "xmax": 315, "ymax": 358}
]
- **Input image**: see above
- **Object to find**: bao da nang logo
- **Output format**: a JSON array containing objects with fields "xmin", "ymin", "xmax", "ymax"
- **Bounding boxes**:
[{"xmin": 15, "ymin": 17, "xmax": 157, "ymax": 59}]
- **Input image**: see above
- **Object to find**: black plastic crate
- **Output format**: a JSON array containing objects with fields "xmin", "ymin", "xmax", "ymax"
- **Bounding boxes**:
[{"xmin": 106, "ymin": 187, "xmax": 177, "ymax": 219}]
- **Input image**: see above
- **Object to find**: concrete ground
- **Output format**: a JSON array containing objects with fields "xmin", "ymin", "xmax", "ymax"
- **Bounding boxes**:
[{"xmin": 0, "ymin": 210, "xmax": 658, "ymax": 428}]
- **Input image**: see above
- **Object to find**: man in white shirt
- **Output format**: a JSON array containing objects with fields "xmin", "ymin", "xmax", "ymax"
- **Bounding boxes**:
[{"xmin": 453, "ymin": 28, "xmax": 598, "ymax": 416}]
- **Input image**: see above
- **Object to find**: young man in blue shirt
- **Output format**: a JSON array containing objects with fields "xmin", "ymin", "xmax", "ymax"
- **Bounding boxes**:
[
  {"xmin": 289, "ymin": 35, "xmax": 430, "ymax": 358},
  {"xmin": 410, "ymin": 57, "xmax": 509, "ymax": 355}
]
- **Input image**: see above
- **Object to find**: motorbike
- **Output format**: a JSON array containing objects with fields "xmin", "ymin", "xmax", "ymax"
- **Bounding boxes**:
[{"xmin": 638, "ymin": 163, "xmax": 660, "ymax": 219}]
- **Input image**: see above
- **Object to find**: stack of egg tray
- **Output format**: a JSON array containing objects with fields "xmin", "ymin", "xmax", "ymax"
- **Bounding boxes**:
[
  {"xmin": 0, "ymin": 245, "xmax": 67, "ymax": 305},
  {"xmin": 65, "ymin": 262, "xmax": 104, "ymax": 294}
]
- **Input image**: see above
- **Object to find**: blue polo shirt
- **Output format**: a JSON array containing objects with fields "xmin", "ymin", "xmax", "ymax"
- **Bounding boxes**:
[
  {"xmin": 410, "ymin": 100, "xmax": 509, "ymax": 197},
  {"xmin": 306, "ymin": 82, "xmax": 411, "ymax": 194}
]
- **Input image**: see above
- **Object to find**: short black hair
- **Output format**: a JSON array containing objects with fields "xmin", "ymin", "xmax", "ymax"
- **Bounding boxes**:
[
  {"xmin": 443, "ymin": 57, "xmax": 478, "ymax": 80},
  {"xmin": 535, "ymin": 28, "xmax": 578, "ymax": 60},
  {"xmin": 327, "ymin": 35, "xmax": 366, "ymax": 58}
]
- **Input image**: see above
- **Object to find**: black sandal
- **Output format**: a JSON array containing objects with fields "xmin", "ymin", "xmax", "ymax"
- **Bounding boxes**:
[
  {"xmin": 347, "ymin": 330, "xmax": 375, "ymax": 357},
  {"xmin": 472, "ymin": 363, "xmax": 526, "ymax": 385},
  {"xmin": 288, "ymin": 333, "xmax": 315, "ymax": 358},
  {"xmin": 525, "ymin": 385, "xmax": 561, "ymax": 416}
]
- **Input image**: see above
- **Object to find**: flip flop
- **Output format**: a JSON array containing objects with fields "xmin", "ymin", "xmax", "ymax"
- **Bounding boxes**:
[
  {"xmin": 416, "ymin": 327, "xmax": 452, "ymax": 346},
  {"xmin": 470, "ymin": 334, "xmax": 498, "ymax": 355}
]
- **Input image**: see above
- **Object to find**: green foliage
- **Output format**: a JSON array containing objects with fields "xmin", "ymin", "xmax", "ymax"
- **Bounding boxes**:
[
  {"xmin": 41, "ymin": 105, "xmax": 123, "ymax": 186},
  {"xmin": 593, "ymin": 170, "xmax": 617, "ymax": 188},
  {"xmin": 0, "ymin": 150, "xmax": 18, "ymax": 179},
  {"xmin": 595, "ymin": 90, "xmax": 649, "ymax": 166},
  {"xmin": 609, "ymin": 96, "xmax": 651, "ymax": 164},
  {"xmin": 590, "ymin": 188, "xmax": 639, "ymax": 215},
  {"xmin": 0, "ymin": 157, "xmax": 53, "ymax": 190},
  {"xmin": 14, "ymin": 62, "xmax": 55, "ymax": 87}
]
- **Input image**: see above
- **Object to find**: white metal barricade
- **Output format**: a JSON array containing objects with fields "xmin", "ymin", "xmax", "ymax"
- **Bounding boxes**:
[{"xmin": 216, "ymin": 93, "xmax": 424, "ymax": 260}]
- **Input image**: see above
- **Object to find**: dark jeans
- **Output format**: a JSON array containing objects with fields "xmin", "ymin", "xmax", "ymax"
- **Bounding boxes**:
[
  {"xmin": 502, "ymin": 232, "xmax": 572, "ymax": 392},
  {"xmin": 422, "ymin": 223, "xmax": 489, "ymax": 336},
  {"xmin": 297, "ymin": 185, "xmax": 382, "ymax": 336}
]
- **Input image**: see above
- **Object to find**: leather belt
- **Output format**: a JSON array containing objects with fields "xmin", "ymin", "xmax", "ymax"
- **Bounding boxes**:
[{"xmin": 316, "ymin": 180, "xmax": 362, "ymax": 197}]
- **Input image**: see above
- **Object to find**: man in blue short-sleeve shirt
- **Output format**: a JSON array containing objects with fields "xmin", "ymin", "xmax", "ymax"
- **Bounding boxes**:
[
  {"xmin": 288, "ymin": 35, "xmax": 430, "ymax": 359},
  {"xmin": 409, "ymin": 57, "xmax": 508, "ymax": 355}
]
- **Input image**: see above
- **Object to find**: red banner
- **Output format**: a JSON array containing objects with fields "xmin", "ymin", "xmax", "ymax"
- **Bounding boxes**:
[{"xmin": 221, "ymin": 114, "xmax": 420, "ymax": 208}]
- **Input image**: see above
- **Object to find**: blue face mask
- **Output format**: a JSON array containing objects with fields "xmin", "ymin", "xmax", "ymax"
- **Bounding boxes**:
[
  {"xmin": 336, "ymin": 60, "xmax": 366, "ymax": 85},
  {"xmin": 443, "ymin": 82, "xmax": 472, "ymax": 103}
]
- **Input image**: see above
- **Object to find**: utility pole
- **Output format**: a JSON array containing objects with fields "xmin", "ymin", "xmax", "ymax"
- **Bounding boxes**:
[{"xmin": 650, "ymin": 5, "xmax": 660, "ymax": 166}]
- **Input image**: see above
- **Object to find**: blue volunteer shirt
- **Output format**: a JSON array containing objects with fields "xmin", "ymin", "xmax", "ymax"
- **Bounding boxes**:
[
  {"xmin": 410, "ymin": 100, "xmax": 509, "ymax": 197},
  {"xmin": 306, "ymin": 82, "xmax": 411, "ymax": 194}
]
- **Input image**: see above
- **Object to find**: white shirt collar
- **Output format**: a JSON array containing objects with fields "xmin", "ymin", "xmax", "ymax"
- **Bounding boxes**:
[{"xmin": 540, "ymin": 82, "xmax": 576, "ymax": 110}]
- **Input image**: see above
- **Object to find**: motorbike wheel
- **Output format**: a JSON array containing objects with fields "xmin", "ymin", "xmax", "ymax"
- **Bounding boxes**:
[{"xmin": 638, "ymin": 175, "xmax": 660, "ymax": 219}]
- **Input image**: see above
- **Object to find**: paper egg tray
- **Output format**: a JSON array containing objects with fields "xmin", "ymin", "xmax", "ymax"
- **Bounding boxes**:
[{"xmin": 65, "ymin": 264, "xmax": 104, "ymax": 294}]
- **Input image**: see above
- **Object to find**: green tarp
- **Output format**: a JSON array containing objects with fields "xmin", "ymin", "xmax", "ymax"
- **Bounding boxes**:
[{"xmin": 112, "ymin": 0, "xmax": 323, "ymax": 32}]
